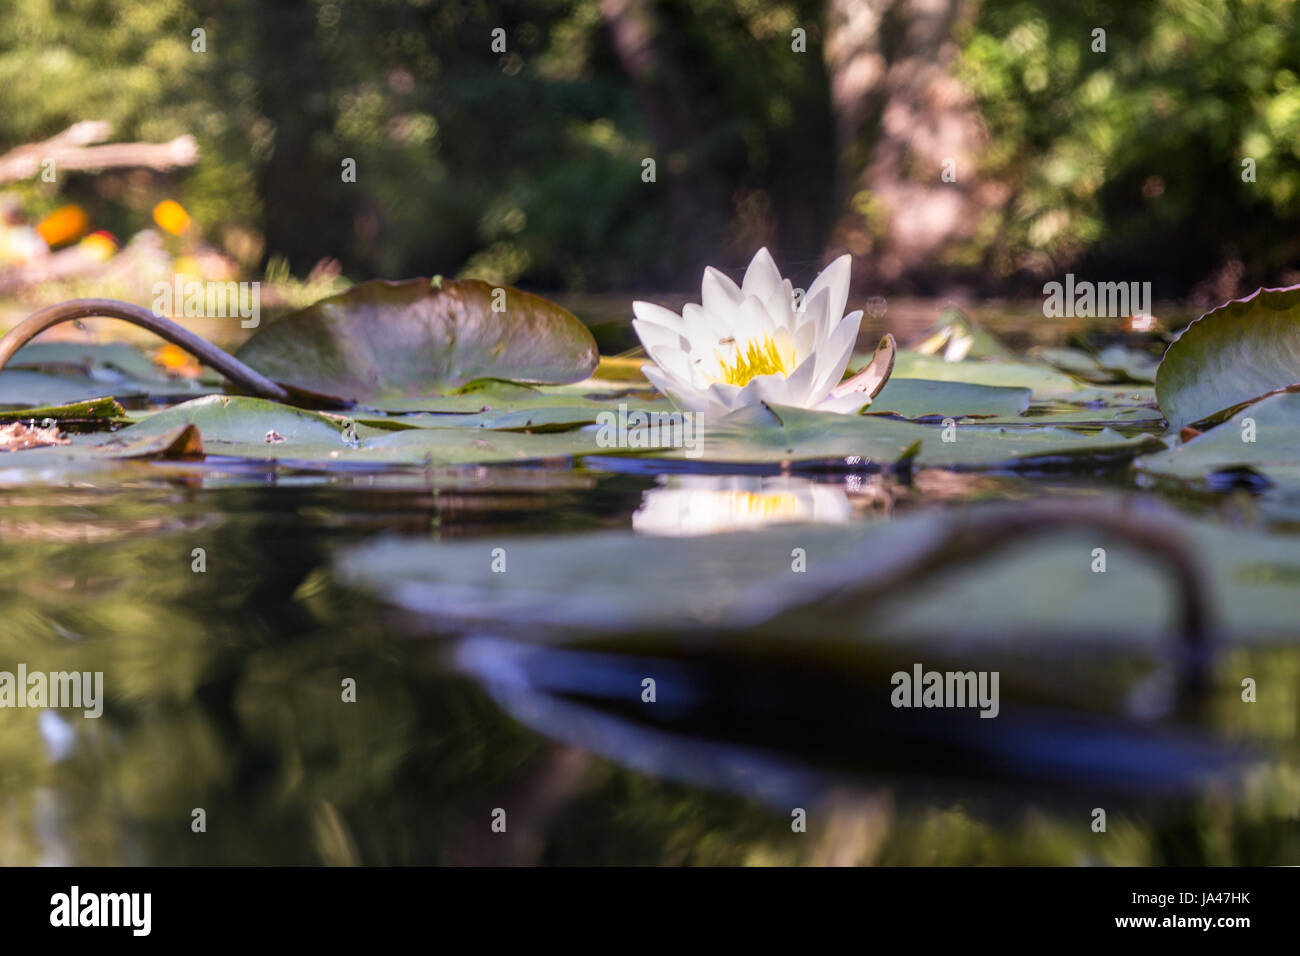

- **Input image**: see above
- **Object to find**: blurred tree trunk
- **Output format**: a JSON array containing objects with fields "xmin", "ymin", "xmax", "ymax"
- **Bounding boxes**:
[
  {"xmin": 824, "ymin": 0, "xmax": 996, "ymax": 291},
  {"xmin": 243, "ymin": 0, "xmax": 360, "ymax": 275},
  {"xmin": 600, "ymin": 0, "xmax": 727, "ymax": 279}
]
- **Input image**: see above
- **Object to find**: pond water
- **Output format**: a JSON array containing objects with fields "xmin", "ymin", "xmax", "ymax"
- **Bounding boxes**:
[{"xmin": 0, "ymin": 298, "xmax": 1295, "ymax": 866}]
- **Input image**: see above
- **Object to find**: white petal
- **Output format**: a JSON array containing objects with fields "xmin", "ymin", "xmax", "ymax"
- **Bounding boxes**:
[
  {"xmin": 816, "ymin": 390, "xmax": 872, "ymax": 415},
  {"xmin": 781, "ymin": 352, "xmax": 822, "ymax": 407},
  {"xmin": 762, "ymin": 283, "xmax": 796, "ymax": 333},
  {"xmin": 642, "ymin": 364, "xmax": 713, "ymax": 414},
  {"xmin": 703, "ymin": 380, "xmax": 749, "ymax": 412},
  {"xmin": 808, "ymin": 310, "xmax": 863, "ymax": 401},
  {"xmin": 735, "ymin": 295, "xmax": 777, "ymax": 343},
  {"xmin": 682, "ymin": 302, "xmax": 732, "ymax": 342},
  {"xmin": 722, "ymin": 376, "xmax": 776, "ymax": 410},
  {"xmin": 632, "ymin": 301, "xmax": 686, "ymax": 333},
  {"xmin": 749, "ymin": 374, "xmax": 794, "ymax": 407},
  {"xmin": 793, "ymin": 286, "xmax": 831, "ymax": 353},
  {"xmin": 643, "ymin": 343, "xmax": 696, "ymax": 383},
  {"xmin": 632, "ymin": 318, "xmax": 685, "ymax": 356},
  {"xmin": 793, "ymin": 316, "xmax": 819, "ymax": 362},
  {"xmin": 701, "ymin": 266, "xmax": 743, "ymax": 315},
  {"xmin": 805, "ymin": 253, "xmax": 852, "ymax": 328},
  {"xmin": 740, "ymin": 247, "xmax": 784, "ymax": 303}
]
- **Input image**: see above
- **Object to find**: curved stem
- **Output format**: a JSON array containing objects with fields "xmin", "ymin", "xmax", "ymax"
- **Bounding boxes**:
[
  {"xmin": 767, "ymin": 500, "xmax": 1214, "ymax": 707},
  {"xmin": 0, "ymin": 298, "xmax": 290, "ymax": 403}
]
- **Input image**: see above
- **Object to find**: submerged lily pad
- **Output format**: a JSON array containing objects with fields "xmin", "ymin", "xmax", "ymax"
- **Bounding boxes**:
[
  {"xmin": 336, "ymin": 497, "xmax": 1300, "ymax": 648},
  {"xmin": 1156, "ymin": 285, "xmax": 1300, "ymax": 430},
  {"xmin": 235, "ymin": 277, "xmax": 599, "ymax": 402}
]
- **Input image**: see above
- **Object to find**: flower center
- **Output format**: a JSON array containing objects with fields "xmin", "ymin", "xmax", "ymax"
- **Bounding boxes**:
[{"xmin": 713, "ymin": 334, "xmax": 794, "ymax": 387}]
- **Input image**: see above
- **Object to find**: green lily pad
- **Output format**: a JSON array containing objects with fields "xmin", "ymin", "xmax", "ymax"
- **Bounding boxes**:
[
  {"xmin": 0, "ymin": 397, "xmax": 126, "ymax": 422},
  {"xmin": 888, "ymin": 350, "xmax": 1083, "ymax": 398},
  {"xmin": 1156, "ymin": 285, "xmax": 1300, "ymax": 431},
  {"xmin": 1038, "ymin": 345, "xmax": 1159, "ymax": 384},
  {"xmin": 861, "ymin": 511, "xmax": 1300, "ymax": 649},
  {"xmin": 616, "ymin": 402, "xmax": 1162, "ymax": 472},
  {"xmin": 116, "ymin": 395, "xmax": 604, "ymax": 466},
  {"xmin": 913, "ymin": 423, "xmax": 1163, "ymax": 470},
  {"xmin": 235, "ymin": 277, "xmax": 599, "ymax": 402},
  {"xmin": 125, "ymin": 395, "xmax": 361, "ymax": 445},
  {"xmin": 1135, "ymin": 391, "xmax": 1300, "ymax": 491},
  {"xmin": 866, "ymin": 377, "xmax": 1031, "ymax": 420},
  {"xmin": 983, "ymin": 403, "xmax": 1163, "ymax": 429},
  {"xmin": 6, "ymin": 423, "xmax": 203, "ymax": 464},
  {"xmin": 336, "ymin": 498, "xmax": 1300, "ymax": 648},
  {"xmin": 0, "ymin": 341, "xmax": 220, "ymax": 408},
  {"xmin": 6, "ymin": 342, "xmax": 186, "ymax": 384},
  {"xmin": 348, "ymin": 381, "xmax": 674, "ymax": 432}
]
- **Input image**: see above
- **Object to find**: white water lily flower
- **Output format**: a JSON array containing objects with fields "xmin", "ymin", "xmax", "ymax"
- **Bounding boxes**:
[{"xmin": 632, "ymin": 248, "xmax": 894, "ymax": 417}]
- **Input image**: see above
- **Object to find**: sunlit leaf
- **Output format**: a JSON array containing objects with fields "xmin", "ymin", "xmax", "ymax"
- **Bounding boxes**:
[
  {"xmin": 1156, "ymin": 285, "xmax": 1300, "ymax": 430},
  {"xmin": 235, "ymin": 277, "xmax": 600, "ymax": 401}
]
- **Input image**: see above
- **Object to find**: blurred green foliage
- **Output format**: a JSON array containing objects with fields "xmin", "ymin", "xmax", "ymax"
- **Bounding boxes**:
[
  {"xmin": 960, "ymin": 0, "xmax": 1300, "ymax": 291},
  {"xmin": 0, "ymin": 0, "xmax": 830, "ymax": 289},
  {"xmin": 1, "ymin": 0, "xmax": 1297, "ymax": 294}
]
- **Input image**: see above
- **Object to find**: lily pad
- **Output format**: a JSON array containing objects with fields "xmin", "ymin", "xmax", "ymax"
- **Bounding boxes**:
[
  {"xmin": 0, "ymin": 341, "xmax": 220, "ymax": 408},
  {"xmin": 981, "ymin": 403, "xmax": 1163, "ymax": 429},
  {"xmin": 7, "ymin": 423, "xmax": 203, "ymax": 463},
  {"xmin": 914, "ymin": 423, "xmax": 1163, "ymax": 471},
  {"xmin": 347, "ymin": 381, "xmax": 675, "ymax": 431},
  {"xmin": 235, "ymin": 277, "xmax": 600, "ymax": 402},
  {"xmin": 126, "ymin": 395, "xmax": 360, "ymax": 445},
  {"xmin": 888, "ymin": 350, "xmax": 1083, "ymax": 398},
  {"xmin": 607, "ymin": 402, "xmax": 1162, "ymax": 472},
  {"xmin": 0, "ymin": 397, "xmax": 126, "ymax": 422},
  {"xmin": 1038, "ymin": 345, "xmax": 1159, "ymax": 384},
  {"xmin": 1134, "ymin": 391, "xmax": 1300, "ymax": 493},
  {"xmin": 336, "ymin": 498, "xmax": 1300, "ymax": 648},
  {"xmin": 6, "ymin": 342, "xmax": 187, "ymax": 384},
  {"xmin": 1156, "ymin": 285, "xmax": 1300, "ymax": 431},
  {"xmin": 116, "ymin": 395, "xmax": 604, "ymax": 466},
  {"xmin": 867, "ymin": 378, "xmax": 1031, "ymax": 420}
]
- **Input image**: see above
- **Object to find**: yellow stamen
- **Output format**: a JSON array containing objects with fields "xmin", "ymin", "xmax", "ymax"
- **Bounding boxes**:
[{"xmin": 712, "ymin": 334, "xmax": 795, "ymax": 387}]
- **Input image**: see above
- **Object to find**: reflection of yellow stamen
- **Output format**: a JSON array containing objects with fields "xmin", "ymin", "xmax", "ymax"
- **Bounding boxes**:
[
  {"xmin": 712, "ymin": 334, "xmax": 794, "ymax": 386},
  {"xmin": 727, "ymin": 491, "xmax": 801, "ymax": 521}
]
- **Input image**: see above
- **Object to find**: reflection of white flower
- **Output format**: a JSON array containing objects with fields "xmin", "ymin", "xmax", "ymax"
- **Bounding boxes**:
[
  {"xmin": 632, "ymin": 475, "xmax": 853, "ymax": 536},
  {"xmin": 633, "ymin": 248, "xmax": 893, "ymax": 417}
]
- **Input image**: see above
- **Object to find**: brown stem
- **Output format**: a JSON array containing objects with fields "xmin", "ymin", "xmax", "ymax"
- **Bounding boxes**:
[{"xmin": 0, "ymin": 298, "xmax": 290, "ymax": 403}]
